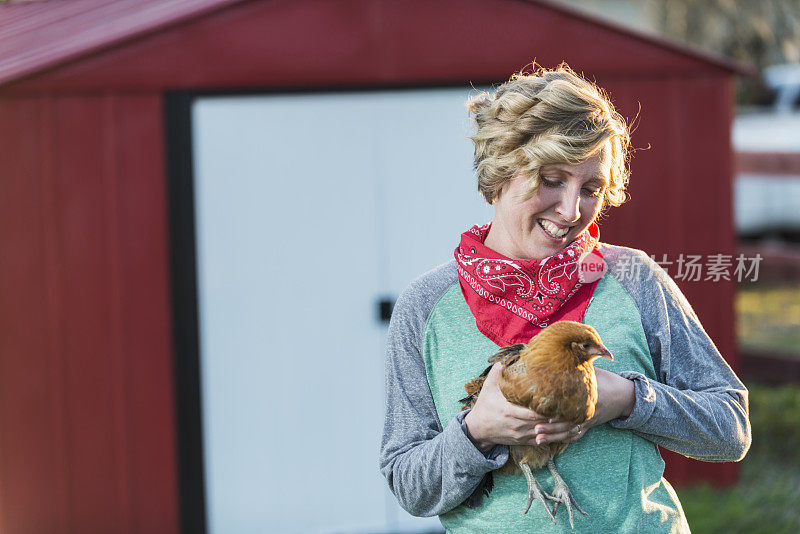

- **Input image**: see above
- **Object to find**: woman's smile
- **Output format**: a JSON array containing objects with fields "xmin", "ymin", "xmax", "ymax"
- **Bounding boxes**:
[{"xmin": 537, "ymin": 218, "xmax": 572, "ymax": 240}]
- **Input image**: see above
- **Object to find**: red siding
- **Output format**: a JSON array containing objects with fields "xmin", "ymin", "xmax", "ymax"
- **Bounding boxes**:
[
  {"xmin": 0, "ymin": 95, "xmax": 177, "ymax": 533},
  {"xmin": 0, "ymin": 96, "xmax": 70, "ymax": 533}
]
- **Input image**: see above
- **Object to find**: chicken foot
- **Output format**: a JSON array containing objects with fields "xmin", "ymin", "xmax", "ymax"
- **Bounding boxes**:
[
  {"xmin": 519, "ymin": 462, "xmax": 556, "ymax": 523},
  {"xmin": 546, "ymin": 457, "xmax": 589, "ymax": 529}
]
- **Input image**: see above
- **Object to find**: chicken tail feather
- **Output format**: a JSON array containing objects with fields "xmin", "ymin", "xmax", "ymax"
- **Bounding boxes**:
[
  {"xmin": 460, "ymin": 343, "xmax": 526, "ymax": 407},
  {"xmin": 463, "ymin": 472, "xmax": 494, "ymax": 508},
  {"xmin": 459, "ymin": 364, "xmax": 493, "ymax": 408}
]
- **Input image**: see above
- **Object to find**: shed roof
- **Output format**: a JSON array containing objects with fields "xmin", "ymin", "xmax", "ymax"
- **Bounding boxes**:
[
  {"xmin": 0, "ymin": 0, "xmax": 752, "ymax": 89},
  {"xmin": 0, "ymin": 0, "xmax": 244, "ymax": 85}
]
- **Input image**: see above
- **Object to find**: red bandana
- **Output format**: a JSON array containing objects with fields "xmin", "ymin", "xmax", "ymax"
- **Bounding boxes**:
[{"xmin": 455, "ymin": 222, "xmax": 602, "ymax": 346}]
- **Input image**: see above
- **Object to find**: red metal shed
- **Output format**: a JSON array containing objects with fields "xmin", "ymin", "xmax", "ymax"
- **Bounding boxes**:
[{"xmin": 0, "ymin": 0, "xmax": 749, "ymax": 532}]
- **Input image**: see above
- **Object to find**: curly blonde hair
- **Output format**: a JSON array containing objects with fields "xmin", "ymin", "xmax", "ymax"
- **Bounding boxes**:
[{"xmin": 468, "ymin": 63, "xmax": 631, "ymax": 207}]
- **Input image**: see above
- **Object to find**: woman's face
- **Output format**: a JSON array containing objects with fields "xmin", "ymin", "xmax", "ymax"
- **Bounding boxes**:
[{"xmin": 485, "ymin": 153, "xmax": 609, "ymax": 261}]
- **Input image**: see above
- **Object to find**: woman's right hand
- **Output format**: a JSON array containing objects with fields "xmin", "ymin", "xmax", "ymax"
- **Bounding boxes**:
[{"xmin": 463, "ymin": 362, "xmax": 547, "ymax": 453}]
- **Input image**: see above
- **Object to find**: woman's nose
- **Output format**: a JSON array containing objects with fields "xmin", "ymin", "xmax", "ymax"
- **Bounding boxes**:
[{"xmin": 554, "ymin": 188, "xmax": 581, "ymax": 223}]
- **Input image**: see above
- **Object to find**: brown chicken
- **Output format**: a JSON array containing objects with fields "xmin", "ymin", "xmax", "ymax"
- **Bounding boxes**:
[{"xmin": 460, "ymin": 321, "xmax": 613, "ymax": 528}]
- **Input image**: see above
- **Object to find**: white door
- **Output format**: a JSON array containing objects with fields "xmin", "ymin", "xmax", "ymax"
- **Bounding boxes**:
[{"xmin": 192, "ymin": 88, "xmax": 492, "ymax": 533}]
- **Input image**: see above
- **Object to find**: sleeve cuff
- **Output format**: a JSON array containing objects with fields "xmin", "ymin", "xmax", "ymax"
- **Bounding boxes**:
[
  {"xmin": 452, "ymin": 410, "xmax": 508, "ymax": 469},
  {"xmin": 609, "ymin": 371, "xmax": 657, "ymax": 430}
]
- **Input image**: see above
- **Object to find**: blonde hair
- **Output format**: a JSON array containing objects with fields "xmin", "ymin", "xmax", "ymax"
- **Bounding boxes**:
[{"xmin": 468, "ymin": 63, "xmax": 631, "ymax": 207}]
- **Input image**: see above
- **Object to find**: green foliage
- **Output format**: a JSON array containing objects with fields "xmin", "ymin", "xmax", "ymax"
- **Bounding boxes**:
[
  {"xmin": 737, "ymin": 282, "xmax": 800, "ymax": 357},
  {"xmin": 677, "ymin": 384, "xmax": 800, "ymax": 533},
  {"xmin": 749, "ymin": 384, "xmax": 800, "ymax": 461}
]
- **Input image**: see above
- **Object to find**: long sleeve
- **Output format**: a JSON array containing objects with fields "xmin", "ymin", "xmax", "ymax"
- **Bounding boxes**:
[
  {"xmin": 379, "ymin": 264, "xmax": 508, "ymax": 517},
  {"xmin": 602, "ymin": 245, "xmax": 752, "ymax": 462}
]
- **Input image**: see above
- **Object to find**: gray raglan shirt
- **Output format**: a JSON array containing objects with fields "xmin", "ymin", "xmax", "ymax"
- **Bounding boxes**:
[{"xmin": 379, "ymin": 244, "xmax": 751, "ymax": 519}]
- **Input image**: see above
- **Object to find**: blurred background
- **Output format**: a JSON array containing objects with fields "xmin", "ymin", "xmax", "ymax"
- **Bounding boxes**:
[{"xmin": 0, "ymin": 0, "xmax": 797, "ymax": 533}]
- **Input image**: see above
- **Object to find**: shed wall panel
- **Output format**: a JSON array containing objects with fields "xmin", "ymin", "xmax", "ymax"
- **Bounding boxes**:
[
  {"xmin": 598, "ymin": 76, "xmax": 689, "ymax": 252},
  {"xmin": 0, "ymin": 95, "xmax": 178, "ymax": 533},
  {"xmin": 51, "ymin": 95, "xmax": 130, "ymax": 532},
  {"xmin": 0, "ymin": 97, "xmax": 71, "ymax": 533}
]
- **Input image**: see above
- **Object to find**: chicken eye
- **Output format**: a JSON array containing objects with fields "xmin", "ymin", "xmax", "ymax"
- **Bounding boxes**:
[{"xmin": 580, "ymin": 343, "xmax": 589, "ymax": 350}]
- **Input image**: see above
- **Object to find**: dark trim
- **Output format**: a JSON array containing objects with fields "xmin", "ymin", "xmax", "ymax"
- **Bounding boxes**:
[
  {"xmin": 159, "ymin": 80, "xmax": 496, "ymax": 100},
  {"xmin": 164, "ymin": 91, "xmax": 207, "ymax": 534}
]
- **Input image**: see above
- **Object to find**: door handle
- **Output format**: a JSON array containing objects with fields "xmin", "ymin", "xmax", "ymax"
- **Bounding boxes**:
[{"xmin": 377, "ymin": 297, "xmax": 395, "ymax": 323}]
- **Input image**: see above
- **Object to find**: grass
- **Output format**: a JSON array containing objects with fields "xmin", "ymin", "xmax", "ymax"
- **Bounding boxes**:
[
  {"xmin": 676, "ymin": 384, "xmax": 800, "ymax": 533},
  {"xmin": 737, "ymin": 282, "xmax": 800, "ymax": 356}
]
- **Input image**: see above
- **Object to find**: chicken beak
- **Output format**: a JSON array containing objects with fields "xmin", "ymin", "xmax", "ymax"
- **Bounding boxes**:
[{"xmin": 590, "ymin": 344, "xmax": 613, "ymax": 361}]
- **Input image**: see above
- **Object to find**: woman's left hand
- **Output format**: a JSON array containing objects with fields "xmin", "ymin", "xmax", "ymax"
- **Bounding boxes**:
[{"xmin": 534, "ymin": 368, "xmax": 636, "ymax": 444}]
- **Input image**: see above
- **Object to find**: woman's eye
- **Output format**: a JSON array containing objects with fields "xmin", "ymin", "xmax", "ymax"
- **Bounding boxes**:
[
  {"xmin": 582, "ymin": 187, "xmax": 602, "ymax": 198},
  {"xmin": 541, "ymin": 178, "xmax": 560, "ymax": 187}
]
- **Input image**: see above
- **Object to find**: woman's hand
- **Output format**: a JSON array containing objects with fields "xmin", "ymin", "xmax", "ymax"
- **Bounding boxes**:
[
  {"xmin": 557, "ymin": 367, "xmax": 636, "ymax": 444},
  {"xmin": 463, "ymin": 363, "xmax": 577, "ymax": 452},
  {"xmin": 464, "ymin": 364, "xmax": 636, "ymax": 451}
]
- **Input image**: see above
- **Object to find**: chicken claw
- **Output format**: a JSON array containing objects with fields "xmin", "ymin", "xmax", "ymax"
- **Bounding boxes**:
[
  {"xmin": 546, "ymin": 458, "xmax": 588, "ymax": 529},
  {"xmin": 519, "ymin": 462, "xmax": 556, "ymax": 523}
]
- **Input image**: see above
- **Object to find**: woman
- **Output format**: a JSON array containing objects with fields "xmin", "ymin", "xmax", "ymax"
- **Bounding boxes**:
[{"xmin": 379, "ymin": 65, "xmax": 750, "ymax": 533}]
